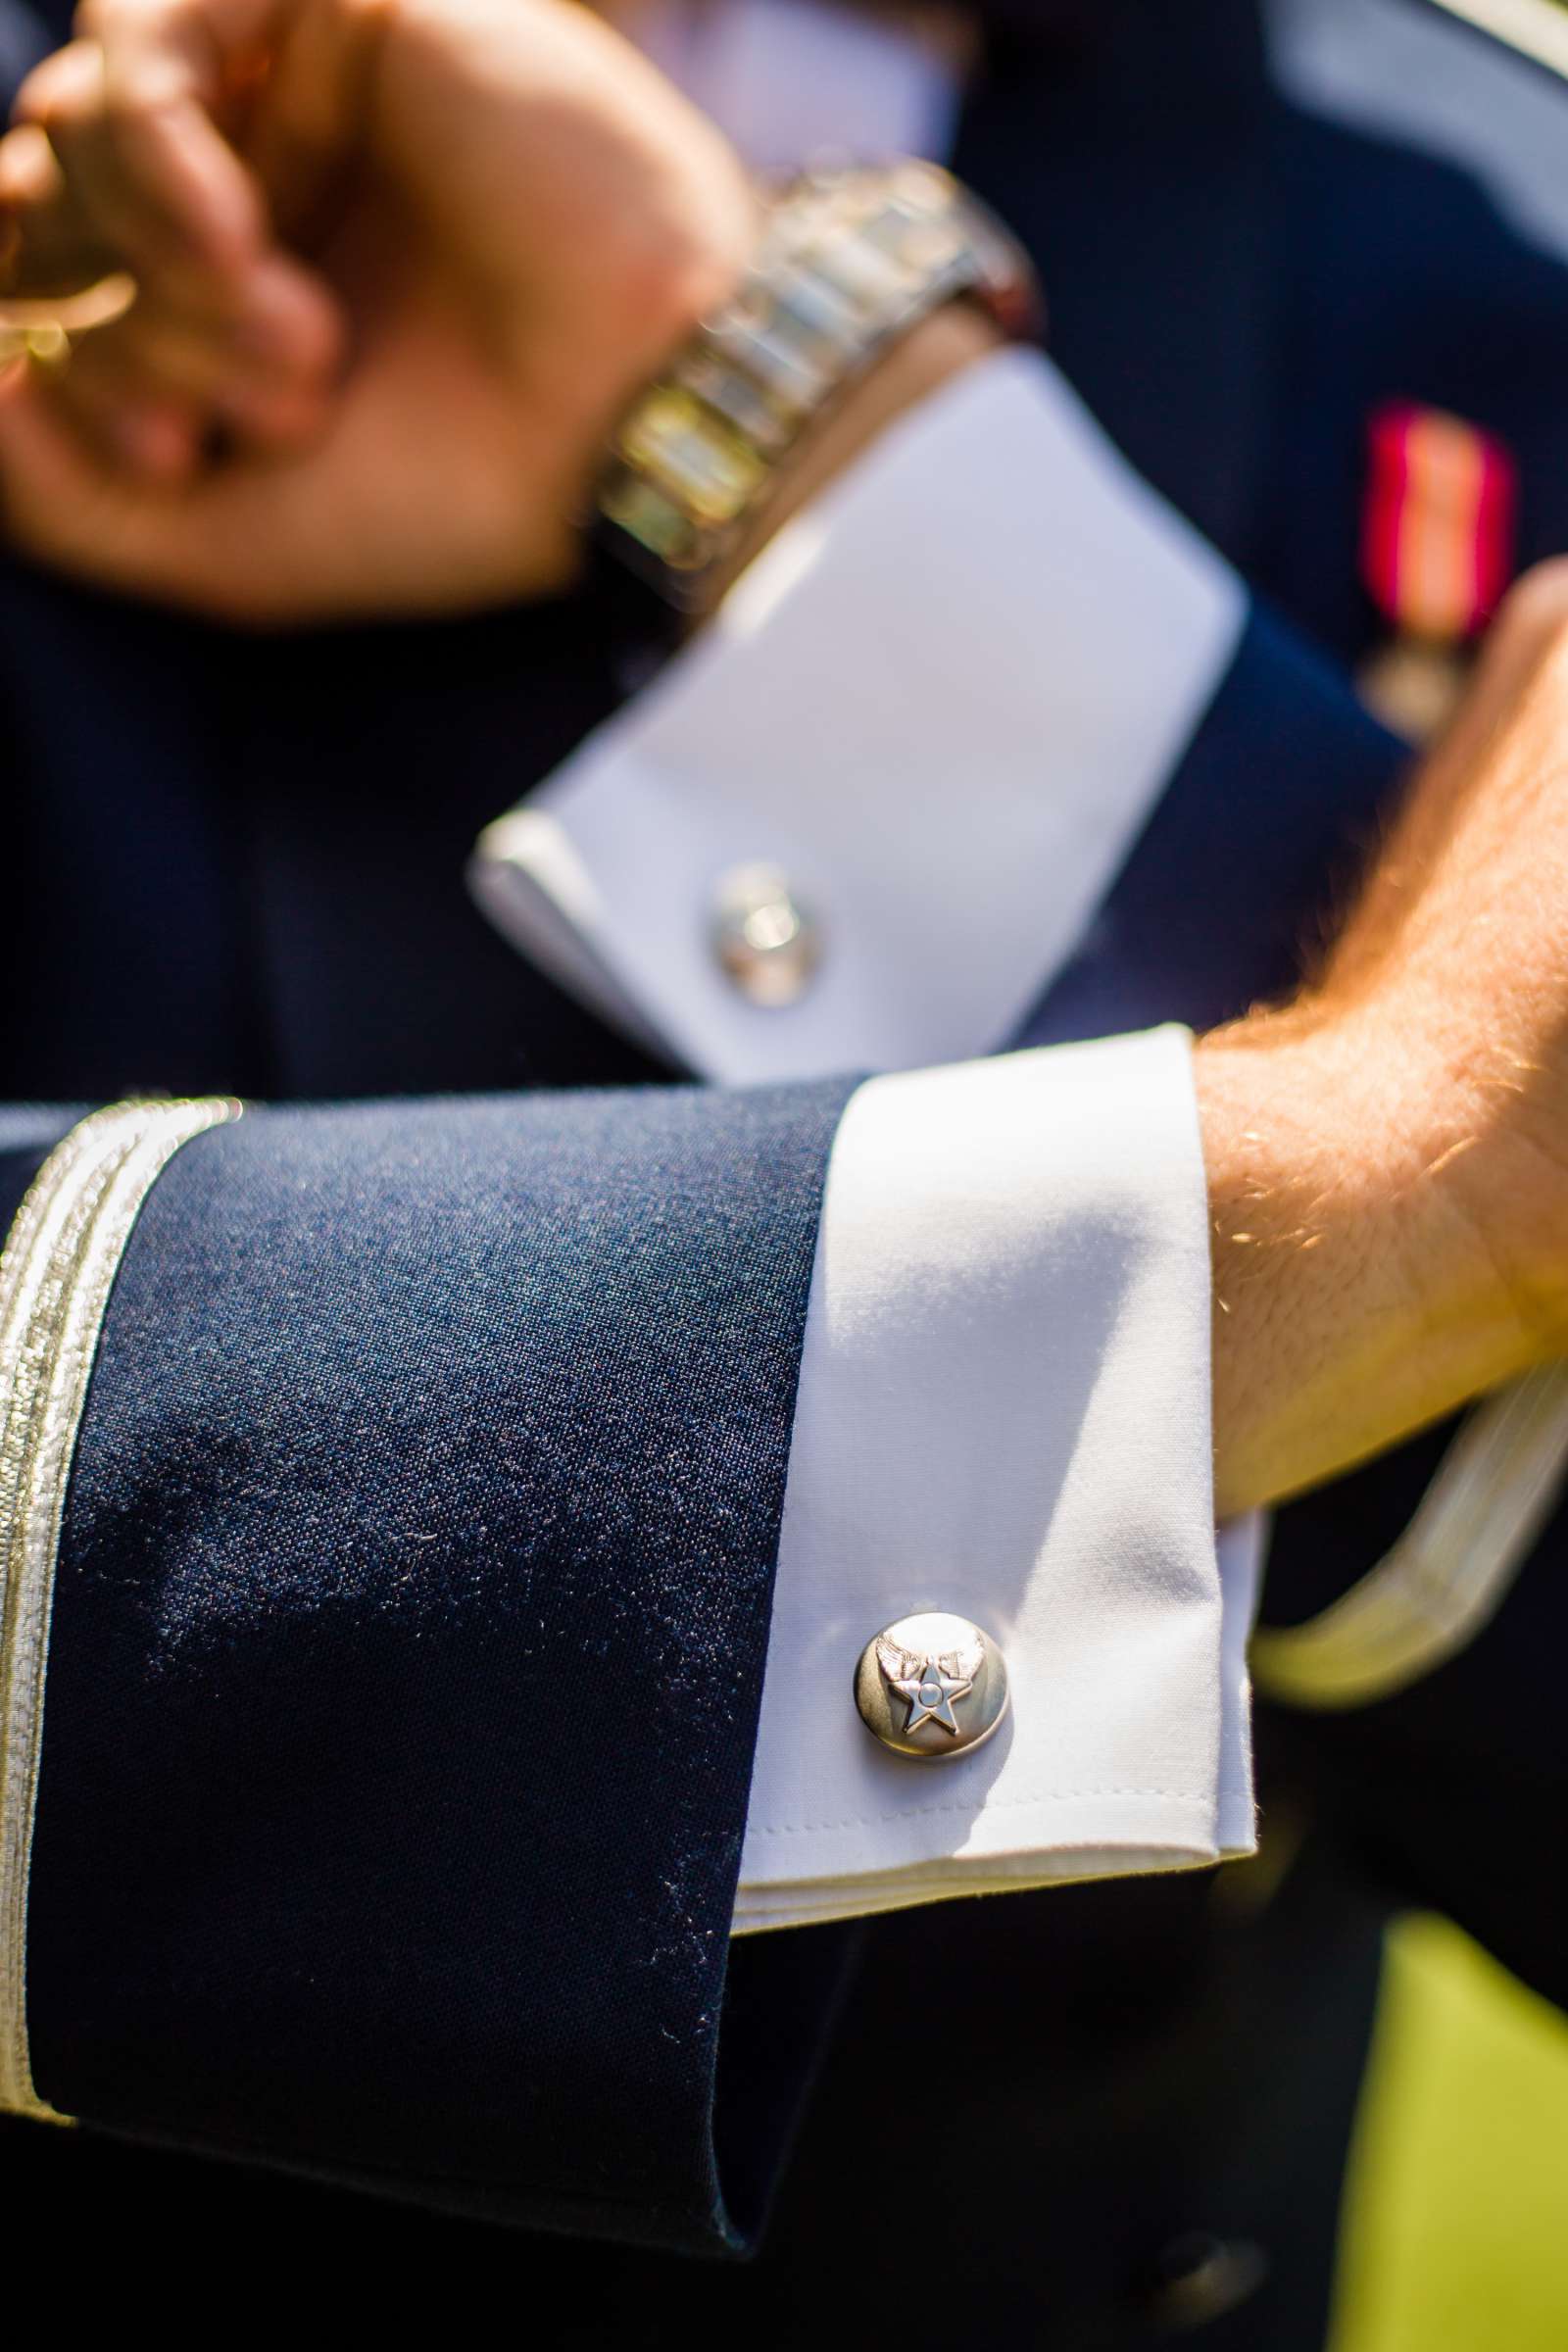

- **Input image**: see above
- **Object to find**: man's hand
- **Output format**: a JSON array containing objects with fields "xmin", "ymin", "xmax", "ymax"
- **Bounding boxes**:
[
  {"xmin": 1200, "ymin": 563, "xmax": 1568, "ymax": 1515},
  {"xmin": 0, "ymin": 0, "xmax": 754, "ymax": 619}
]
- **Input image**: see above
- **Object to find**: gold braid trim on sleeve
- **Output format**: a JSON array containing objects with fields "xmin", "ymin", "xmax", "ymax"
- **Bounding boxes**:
[{"xmin": 0, "ymin": 1099, "xmax": 243, "ymax": 2122}]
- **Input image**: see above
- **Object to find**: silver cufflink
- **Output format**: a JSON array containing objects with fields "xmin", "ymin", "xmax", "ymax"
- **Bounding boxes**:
[
  {"xmin": 711, "ymin": 862, "xmax": 821, "ymax": 1006},
  {"xmin": 854, "ymin": 1611, "xmax": 1009, "ymax": 1761}
]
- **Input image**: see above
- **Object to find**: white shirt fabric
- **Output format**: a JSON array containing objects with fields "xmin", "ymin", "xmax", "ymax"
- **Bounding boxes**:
[
  {"xmin": 737, "ymin": 1034, "xmax": 1259, "ymax": 1932},
  {"xmin": 631, "ymin": 0, "xmax": 965, "ymax": 172},
  {"xmin": 471, "ymin": 0, "xmax": 1260, "ymax": 1931},
  {"xmin": 475, "ymin": 350, "xmax": 1244, "ymax": 1084}
]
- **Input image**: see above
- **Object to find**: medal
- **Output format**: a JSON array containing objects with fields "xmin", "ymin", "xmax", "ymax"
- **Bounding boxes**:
[{"xmin": 1358, "ymin": 400, "xmax": 1517, "ymax": 742}]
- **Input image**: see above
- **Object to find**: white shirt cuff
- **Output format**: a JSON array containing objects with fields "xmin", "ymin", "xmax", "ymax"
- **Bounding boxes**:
[
  {"xmin": 471, "ymin": 346, "xmax": 1245, "ymax": 1081},
  {"xmin": 468, "ymin": 347, "xmax": 1256, "ymax": 1931},
  {"xmin": 734, "ymin": 1029, "xmax": 1256, "ymax": 1934}
]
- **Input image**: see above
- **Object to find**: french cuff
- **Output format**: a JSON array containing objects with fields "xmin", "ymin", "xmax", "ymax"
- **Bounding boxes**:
[
  {"xmin": 733, "ymin": 1027, "xmax": 1257, "ymax": 1936},
  {"xmin": 0, "ymin": 1098, "xmax": 241, "ymax": 2120},
  {"xmin": 470, "ymin": 347, "xmax": 1246, "ymax": 1082}
]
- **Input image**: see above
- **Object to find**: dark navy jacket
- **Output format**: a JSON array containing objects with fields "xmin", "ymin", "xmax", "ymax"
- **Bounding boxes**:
[{"xmin": 3, "ymin": 2, "xmax": 1567, "ymax": 2342}]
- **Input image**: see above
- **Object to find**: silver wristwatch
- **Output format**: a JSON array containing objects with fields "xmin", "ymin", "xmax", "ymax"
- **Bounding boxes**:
[{"xmin": 594, "ymin": 162, "xmax": 1039, "ymax": 610}]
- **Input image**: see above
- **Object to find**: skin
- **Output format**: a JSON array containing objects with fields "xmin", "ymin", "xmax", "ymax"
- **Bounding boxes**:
[
  {"xmin": 1199, "ymin": 564, "xmax": 1568, "ymax": 1513},
  {"xmin": 0, "ymin": 0, "xmax": 758, "ymax": 615},
  {"xmin": 5, "ymin": 0, "xmax": 1568, "ymax": 1525}
]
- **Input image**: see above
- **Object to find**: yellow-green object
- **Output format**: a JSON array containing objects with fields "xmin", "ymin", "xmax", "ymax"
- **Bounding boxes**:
[{"xmin": 1333, "ymin": 1914, "xmax": 1568, "ymax": 2352}]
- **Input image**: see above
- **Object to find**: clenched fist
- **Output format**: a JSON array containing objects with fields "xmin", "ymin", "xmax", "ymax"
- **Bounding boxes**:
[{"xmin": 0, "ymin": 0, "xmax": 754, "ymax": 618}]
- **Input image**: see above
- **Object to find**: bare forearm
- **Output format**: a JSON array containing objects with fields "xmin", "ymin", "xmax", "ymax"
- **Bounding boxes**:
[
  {"xmin": 1197, "ymin": 1009, "xmax": 1544, "ymax": 1516},
  {"xmin": 1198, "ymin": 571, "xmax": 1568, "ymax": 1516}
]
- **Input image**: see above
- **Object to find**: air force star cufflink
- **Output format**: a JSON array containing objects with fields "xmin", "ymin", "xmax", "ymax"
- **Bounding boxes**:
[{"xmin": 854, "ymin": 1611, "xmax": 1008, "ymax": 1761}]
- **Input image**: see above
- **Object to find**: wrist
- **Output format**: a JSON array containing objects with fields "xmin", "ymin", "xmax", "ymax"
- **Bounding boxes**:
[{"xmin": 1197, "ymin": 1004, "xmax": 1541, "ymax": 1515}]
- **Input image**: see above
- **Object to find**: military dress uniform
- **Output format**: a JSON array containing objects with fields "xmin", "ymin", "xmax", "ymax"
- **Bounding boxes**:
[{"xmin": 2, "ymin": 1, "xmax": 1568, "ymax": 2345}]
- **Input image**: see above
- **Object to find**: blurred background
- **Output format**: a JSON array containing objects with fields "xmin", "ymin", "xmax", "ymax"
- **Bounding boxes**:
[{"xmin": 1333, "ymin": 1912, "xmax": 1568, "ymax": 2347}]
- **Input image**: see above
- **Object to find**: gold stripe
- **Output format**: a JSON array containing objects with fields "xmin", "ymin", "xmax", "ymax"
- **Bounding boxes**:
[
  {"xmin": 0, "ymin": 1111, "xmax": 155, "ymax": 2120},
  {"xmin": 0, "ymin": 1100, "xmax": 241, "ymax": 2120},
  {"xmin": 1251, "ymin": 1363, "xmax": 1568, "ymax": 1710}
]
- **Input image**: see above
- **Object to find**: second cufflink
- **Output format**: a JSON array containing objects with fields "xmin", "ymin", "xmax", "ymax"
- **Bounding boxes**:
[
  {"xmin": 854, "ymin": 1611, "xmax": 1008, "ymax": 1760},
  {"xmin": 712, "ymin": 863, "xmax": 821, "ymax": 1006}
]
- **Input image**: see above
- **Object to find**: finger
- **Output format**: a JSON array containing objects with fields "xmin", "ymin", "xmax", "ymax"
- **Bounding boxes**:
[
  {"xmin": 74, "ymin": 248, "xmax": 341, "ymax": 399},
  {"xmin": 17, "ymin": 35, "xmax": 262, "ymax": 295},
  {"xmin": 22, "ymin": 20, "xmax": 345, "ymax": 370},
  {"xmin": 79, "ymin": 0, "xmax": 314, "ymax": 251},
  {"xmin": 58, "ymin": 259, "xmax": 339, "ymax": 456},
  {"xmin": 8, "ymin": 56, "xmax": 343, "ymax": 404},
  {"xmin": 0, "ymin": 122, "xmax": 116, "ymax": 295}
]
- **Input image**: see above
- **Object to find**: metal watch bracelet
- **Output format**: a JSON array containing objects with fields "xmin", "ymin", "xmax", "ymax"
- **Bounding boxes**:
[{"xmin": 593, "ymin": 161, "xmax": 1039, "ymax": 610}]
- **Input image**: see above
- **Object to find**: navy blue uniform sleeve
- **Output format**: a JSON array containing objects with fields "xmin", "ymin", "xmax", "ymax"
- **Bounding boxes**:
[
  {"xmin": 1025, "ymin": 603, "xmax": 1412, "ymax": 1047},
  {"xmin": 4, "ymin": 1079, "xmax": 854, "ymax": 2251}
]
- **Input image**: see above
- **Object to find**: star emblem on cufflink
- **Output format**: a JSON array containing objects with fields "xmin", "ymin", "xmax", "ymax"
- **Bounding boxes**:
[
  {"xmin": 887, "ymin": 1651, "xmax": 973, "ymax": 1738},
  {"xmin": 854, "ymin": 1613, "xmax": 1008, "ymax": 1761}
]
